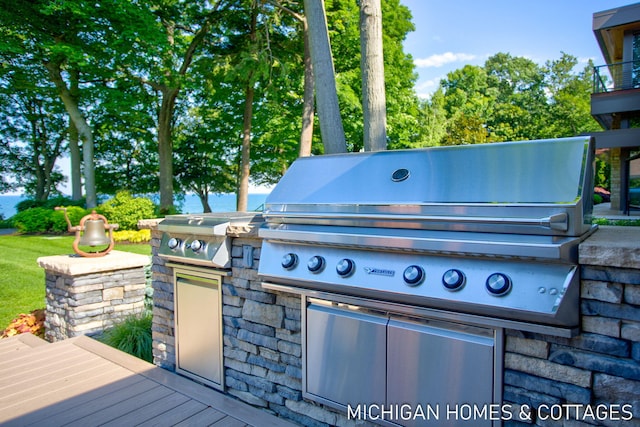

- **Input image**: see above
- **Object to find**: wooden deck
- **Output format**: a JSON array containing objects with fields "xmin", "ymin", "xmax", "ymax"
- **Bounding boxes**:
[{"xmin": 0, "ymin": 334, "xmax": 297, "ymax": 427}]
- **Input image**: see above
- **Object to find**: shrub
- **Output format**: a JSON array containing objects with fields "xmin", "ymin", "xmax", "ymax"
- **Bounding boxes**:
[
  {"xmin": 1, "ymin": 309, "xmax": 45, "ymax": 339},
  {"xmin": 98, "ymin": 191, "xmax": 156, "ymax": 231},
  {"xmin": 12, "ymin": 208, "xmax": 54, "ymax": 233},
  {"xmin": 16, "ymin": 196, "xmax": 85, "ymax": 213},
  {"xmin": 593, "ymin": 193, "xmax": 603, "ymax": 205},
  {"xmin": 99, "ymin": 313, "xmax": 152, "ymax": 362},
  {"xmin": 113, "ymin": 229, "xmax": 151, "ymax": 243}
]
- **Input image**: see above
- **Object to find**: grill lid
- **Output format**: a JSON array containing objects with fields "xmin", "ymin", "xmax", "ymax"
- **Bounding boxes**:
[{"xmin": 263, "ymin": 137, "xmax": 594, "ymax": 237}]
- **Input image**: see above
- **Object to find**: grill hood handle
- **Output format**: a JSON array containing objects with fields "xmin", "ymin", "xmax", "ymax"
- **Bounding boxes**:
[{"xmin": 264, "ymin": 212, "xmax": 569, "ymax": 232}]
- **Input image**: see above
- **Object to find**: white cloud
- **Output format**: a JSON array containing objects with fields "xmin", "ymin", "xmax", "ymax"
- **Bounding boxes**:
[
  {"xmin": 415, "ymin": 77, "xmax": 442, "ymax": 99},
  {"xmin": 414, "ymin": 52, "xmax": 477, "ymax": 68}
]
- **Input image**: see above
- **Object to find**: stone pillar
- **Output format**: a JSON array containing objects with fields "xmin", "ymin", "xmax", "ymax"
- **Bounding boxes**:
[{"xmin": 38, "ymin": 250, "xmax": 150, "ymax": 342}]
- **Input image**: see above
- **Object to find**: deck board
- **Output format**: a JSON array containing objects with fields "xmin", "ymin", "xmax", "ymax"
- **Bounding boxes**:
[
  {"xmin": 0, "ymin": 334, "xmax": 297, "ymax": 427},
  {"xmin": 136, "ymin": 399, "xmax": 211, "ymax": 427}
]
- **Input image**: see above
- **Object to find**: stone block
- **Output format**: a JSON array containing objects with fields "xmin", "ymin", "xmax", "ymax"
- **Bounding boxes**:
[
  {"xmin": 504, "ymin": 353, "xmax": 591, "ymax": 388},
  {"xmin": 242, "ymin": 299, "xmax": 284, "ymax": 329},
  {"xmin": 285, "ymin": 307, "xmax": 301, "ymax": 321},
  {"xmin": 227, "ymin": 388, "xmax": 268, "ymax": 408},
  {"xmin": 621, "ymin": 321, "xmax": 640, "ymax": 342},
  {"xmin": 503, "ymin": 385, "xmax": 562, "ymax": 411},
  {"xmin": 276, "ymin": 328, "xmax": 301, "ymax": 344},
  {"xmin": 593, "ymin": 373, "xmax": 640, "ymax": 410},
  {"xmin": 582, "ymin": 300, "xmax": 640, "ymax": 322},
  {"xmin": 278, "ymin": 340, "xmax": 302, "ymax": 357},
  {"xmin": 237, "ymin": 328, "xmax": 279, "ymax": 351},
  {"xmin": 248, "ymin": 385, "xmax": 285, "ymax": 405},
  {"xmin": 281, "ymin": 353, "xmax": 302, "ymax": 368},
  {"xmin": 581, "ymin": 280, "xmax": 623, "ymax": 303},
  {"xmin": 103, "ymin": 287, "xmax": 124, "ymax": 301},
  {"xmin": 247, "ymin": 354, "xmax": 286, "ymax": 373},
  {"xmin": 285, "ymin": 364, "xmax": 302, "ymax": 380},
  {"xmin": 504, "ymin": 370, "xmax": 591, "ymax": 403},
  {"xmin": 632, "ymin": 343, "xmax": 640, "ymax": 362},
  {"xmin": 234, "ymin": 287, "xmax": 276, "ymax": 304},
  {"xmin": 581, "ymin": 265, "xmax": 640, "ymax": 286},
  {"xmin": 506, "ymin": 336, "xmax": 550, "ymax": 358},
  {"xmin": 225, "ymin": 376, "xmax": 249, "ymax": 392},
  {"xmin": 250, "ymin": 364, "xmax": 268, "ymax": 379},
  {"xmin": 236, "ymin": 318, "xmax": 276, "ymax": 336},
  {"xmin": 568, "ymin": 333, "xmax": 629, "ymax": 357},
  {"xmin": 265, "ymin": 370, "xmax": 302, "ymax": 390},
  {"xmin": 276, "ymin": 384, "xmax": 302, "ymax": 401},
  {"xmin": 285, "ymin": 398, "xmax": 338, "ymax": 426},
  {"xmin": 259, "ymin": 346, "xmax": 281, "ymax": 362},
  {"xmin": 581, "ymin": 315, "xmax": 620, "ymax": 338},
  {"xmin": 227, "ymin": 368, "xmax": 277, "ymax": 393},
  {"xmin": 625, "ymin": 284, "xmax": 640, "ymax": 305},
  {"xmin": 549, "ymin": 346, "xmax": 640, "ymax": 381}
]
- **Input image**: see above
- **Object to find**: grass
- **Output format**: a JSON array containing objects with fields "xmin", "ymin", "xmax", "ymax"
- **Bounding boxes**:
[
  {"xmin": 0, "ymin": 234, "xmax": 151, "ymax": 330},
  {"xmin": 98, "ymin": 313, "xmax": 153, "ymax": 362}
]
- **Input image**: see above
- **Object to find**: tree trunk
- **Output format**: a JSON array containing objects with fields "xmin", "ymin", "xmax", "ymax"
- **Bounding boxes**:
[
  {"xmin": 237, "ymin": 84, "xmax": 254, "ymax": 212},
  {"xmin": 158, "ymin": 87, "xmax": 179, "ymax": 214},
  {"xmin": 68, "ymin": 121, "xmax": 82, "ymax": 200},
  {"xmin": 299, "ymin": 20, "xmax": 315, "ymax": 157},
  {"xmin": 198, "ymin": 190, "xmax": 212, "ymax": 213},
  {"xmin": 44, "ymin": 60, "xmax": 97, "ymax": 208},
  {"xmin": 303, "ymin": 0, "xmax": 346, "ymax": 154},
  {"xmin": 68, "ymin": 69, "xmax": 82, "ymax": 200},
  {"xmin": 360, "ymin": 0, "xmax": 387, "ymax": 152}
]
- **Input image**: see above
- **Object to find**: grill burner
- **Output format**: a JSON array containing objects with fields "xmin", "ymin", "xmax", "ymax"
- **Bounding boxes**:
[{"xmin": 258, "ymin": 137, "xmax": 596, "ymax": 335}]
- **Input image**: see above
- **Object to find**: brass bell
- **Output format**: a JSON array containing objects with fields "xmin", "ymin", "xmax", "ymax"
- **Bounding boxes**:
[
  {"xmin": 55, "ymin": 207, "xmax": 119, "ymax": 257},
  {"xmin": 78, "ymin": 219, "xmax": 112, "ymax": 247}
]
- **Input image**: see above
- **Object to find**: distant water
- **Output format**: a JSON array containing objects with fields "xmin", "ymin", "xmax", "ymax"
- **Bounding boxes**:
[{"xmin": 0, "ymin": 193, "xmax": 268, "ymax": 219}]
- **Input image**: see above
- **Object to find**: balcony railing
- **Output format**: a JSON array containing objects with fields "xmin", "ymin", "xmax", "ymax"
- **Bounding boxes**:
[{"xmin": 593, "ymin": 61, "xmax": 640, "ymax": 93}]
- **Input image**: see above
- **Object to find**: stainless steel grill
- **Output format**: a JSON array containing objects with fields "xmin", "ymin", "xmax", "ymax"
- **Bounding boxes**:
[{"xmin": 258, "ymin": 136, "xmax": 596, "ymax": 334}]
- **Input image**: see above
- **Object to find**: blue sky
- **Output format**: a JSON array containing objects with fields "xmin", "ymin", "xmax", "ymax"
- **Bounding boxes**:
[{"xmin": 401, "ymin": 0, "xmax": 632, "ymax": 98}]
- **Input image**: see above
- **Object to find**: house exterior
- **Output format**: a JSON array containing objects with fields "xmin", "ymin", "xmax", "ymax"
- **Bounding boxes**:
[{"xmin": 591, "ymin": 2, "xmax": 640, "ymax": 212}]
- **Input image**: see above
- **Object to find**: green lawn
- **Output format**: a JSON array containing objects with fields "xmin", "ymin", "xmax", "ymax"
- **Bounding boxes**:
[{"xmin": 0, "ymin": 234, "xmax": 151, "ymax": 330}]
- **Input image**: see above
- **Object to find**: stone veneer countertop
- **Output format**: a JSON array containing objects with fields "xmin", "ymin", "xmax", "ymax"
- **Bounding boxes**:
[
  {"xmin": 37, "ymin": 250, "xmax": 150, "ymax": 276},
  {"xmin": 579, "ymin": 226, "xmax": 640, "ymax": 269}
]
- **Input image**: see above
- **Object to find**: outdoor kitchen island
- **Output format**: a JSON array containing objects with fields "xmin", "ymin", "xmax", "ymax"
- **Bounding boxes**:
[{"xmin": 149, "ymin": 139, "xmax": 640, "ymax": 427}]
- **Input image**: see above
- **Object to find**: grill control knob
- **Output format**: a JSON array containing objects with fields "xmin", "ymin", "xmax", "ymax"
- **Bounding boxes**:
[
  {"xmin": 336, "ymin": 258, "xmax": 355, "ymax": 277},
  {"xmin": 281, "ymin": 253, "xmax": 298, "ymax": 270},
  {"xmin": 307, "ymin": 255, "xmax": 325, "ymax": 273},
  {"xmin": 190, "ymin": 239, "xmax": 205, "ymax": 253},
  {"xmin": 442, "ymin": 269, "xmax": 465, "ymax": 291},
  {"xmin": 403, "ymin": 265, "xmax": 425, "ymax": 286},
  {"xmin": 167, "ymin": 237, "xmax": 181, "ymax": 250},
  {"xmin": 486, "ymin": 273, "xmax": 512, "ymax": 296}
]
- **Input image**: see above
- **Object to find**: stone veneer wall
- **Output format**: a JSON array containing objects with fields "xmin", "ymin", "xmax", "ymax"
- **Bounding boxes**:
[
  {"xmin": 39, "ymin": 251, "xmax": 149, "ymax": 342},
  {"xmin": 150, "ymin": 222, "xmax": 640, "ymax": 427},
  {"xmin": 503, "ymin": 226, "xmax": 640, "ymax": 427}
]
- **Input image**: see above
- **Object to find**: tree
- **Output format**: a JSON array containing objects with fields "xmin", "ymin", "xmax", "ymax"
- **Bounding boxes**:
[
  {"xmin": 0, "ymin": 0, "xmax": 105, "ymax": 207},
  {"xmin": 303, "ymin": 0, "xmax": 347, "ymax": 154},
  {"xmin": 359, "ymin": 0, "xmax": 387, "ymax": 151},
  {"xmin": 0, "ymin": 68, "xmax": 67, "ymax": 200},
  {"xmin": 436, "ymin": 52, "xmax": 599, "ymax": 146}
]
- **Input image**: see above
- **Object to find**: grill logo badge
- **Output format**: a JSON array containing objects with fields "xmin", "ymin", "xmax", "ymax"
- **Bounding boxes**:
[{"xmin": 364, "ymin": 267, "xmax": 395, "ymax": 277}]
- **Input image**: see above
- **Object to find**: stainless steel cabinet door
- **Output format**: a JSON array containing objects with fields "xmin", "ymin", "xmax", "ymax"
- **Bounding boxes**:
[
  {"xmin": 175, "ymin": 273, "xmax": 222, "ymax": 388},
  {"xmin": 306, "ymin": 302, "xmax": 387, "ymax": 408},
  {"xmin": 387, "ymin": 318, "xmax": 495, "ymax": 427}
]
